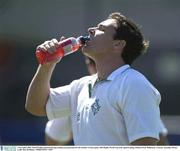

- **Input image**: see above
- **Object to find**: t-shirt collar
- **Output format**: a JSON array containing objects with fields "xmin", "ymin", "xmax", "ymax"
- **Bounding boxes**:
[{"xmin": 90, "ymin": 64, "xmax": 130, "ymax": 86}]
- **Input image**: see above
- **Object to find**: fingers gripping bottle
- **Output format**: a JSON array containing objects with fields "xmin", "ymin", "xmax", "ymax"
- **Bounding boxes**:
[{"xmin": 36, "ymin": 36, "xmax": 90, "ymax": 64}]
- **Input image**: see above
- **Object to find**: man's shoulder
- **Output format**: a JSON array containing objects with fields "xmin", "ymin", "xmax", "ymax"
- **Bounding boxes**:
[
  {"xmin": 74, "ymin": 74, "xmax": 95, "ymax": 83},
  {"xmin": 121, "ymin": 68, "xmax": 160, "ymax": 97},
  {"xmin": 71, "ymin": 74, "xmax": 96, "ymax": 88},
  {"xmin": 126, "ymin": 68, "xmax": 147, "ymax": 82},
  {"xmin": 112, "ymin": 67, "xmax": 159, "ymax": 94},
  {"xmin": 114, "ymin": 67, "xmax": 148, "ymax": 84}
]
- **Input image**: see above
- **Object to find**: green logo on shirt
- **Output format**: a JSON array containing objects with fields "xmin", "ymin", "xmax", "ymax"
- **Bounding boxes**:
[{"xmin": 91, "ymin": 99, "xmax": 101, "ymax": 116}]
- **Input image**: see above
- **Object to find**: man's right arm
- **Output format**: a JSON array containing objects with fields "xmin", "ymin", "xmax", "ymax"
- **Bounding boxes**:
[
  {"xmin": 25, "ymin": 63, "xmax": 56, "ymax": 116},
  {"xmin": 25, "ymin": 38, "xmax": 61, "ymax": 116}
]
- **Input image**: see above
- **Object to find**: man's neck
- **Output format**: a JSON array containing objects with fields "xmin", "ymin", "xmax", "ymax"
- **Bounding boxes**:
[{"xmin": 95, "ymin": 56, "xmax": 125, "ymax": 80}]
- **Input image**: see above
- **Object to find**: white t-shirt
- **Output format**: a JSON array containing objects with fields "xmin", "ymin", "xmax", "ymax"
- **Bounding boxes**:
[
  {"xmin": 45, "ymin": 117, "xmax": 167, "ymax": 143},
  {"xmin": 46, "ymin": 65, "xmax": 162, "ymax": 145}
]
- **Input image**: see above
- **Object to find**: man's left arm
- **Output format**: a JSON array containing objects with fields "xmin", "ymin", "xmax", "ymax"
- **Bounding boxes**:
[
  {"xmin": 131, "ymin": 137, "xmax": 158, "ymax": 145},
  {"xmin": 120, "ymin": 75, "xmax": 162, "ymax": 145}
]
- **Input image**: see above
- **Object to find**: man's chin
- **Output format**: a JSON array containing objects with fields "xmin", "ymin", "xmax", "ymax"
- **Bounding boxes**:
[
  {"xmin": 82, "ymin": 46, "xmax": 91, "ymax": 54},
  {"xmin": 82, "ymin": 47, "xmax": 94, "ymax": 57}
]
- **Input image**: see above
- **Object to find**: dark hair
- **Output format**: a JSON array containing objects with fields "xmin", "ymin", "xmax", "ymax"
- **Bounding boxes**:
[{"xmin": 108, "ymin": 12, "xmax": 149, "ymax": 65}]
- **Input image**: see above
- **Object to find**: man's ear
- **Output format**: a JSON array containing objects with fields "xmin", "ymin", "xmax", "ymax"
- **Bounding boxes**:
[{"xmin": 113, "ymin": 40, "xmax": 126, "ymax": 52}]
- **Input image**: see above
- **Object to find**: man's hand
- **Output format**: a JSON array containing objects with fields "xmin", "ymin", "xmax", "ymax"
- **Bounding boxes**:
[
  {"xmin": 131, "ymin": 137, "xmax": 158, "ymax": 145},
  {"xmin": 36, "ymin": 36, "xmax": 66, "ymax": 65}
]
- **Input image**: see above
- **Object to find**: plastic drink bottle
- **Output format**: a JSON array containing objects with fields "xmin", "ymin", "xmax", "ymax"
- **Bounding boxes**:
[{"xmin": 36, "ymin": 36, "xmax": 90, "ymax": 64}]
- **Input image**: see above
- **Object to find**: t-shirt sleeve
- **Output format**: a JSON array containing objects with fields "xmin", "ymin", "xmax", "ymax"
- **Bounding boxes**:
[
  {"xmin": 120, "ymin": 75, "xmax": 162, "ymax": 144},
  {"xmin": 46, "ymin": 85, "xmax": 72, "ymax": 120},
  {"xmin": 46, "ymin": 76, "xmax": 90, "ymax": 120}
]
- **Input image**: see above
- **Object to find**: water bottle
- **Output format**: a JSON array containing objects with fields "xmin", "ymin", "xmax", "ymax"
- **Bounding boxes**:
[{"xmin": 36, "ymin": 36, "xmax": 90, "ymax": 64}]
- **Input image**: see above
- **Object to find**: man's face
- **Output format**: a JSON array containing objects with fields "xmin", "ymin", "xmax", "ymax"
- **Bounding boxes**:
[{"xmin": 82, "ymin": 18, "xmax": 117, "ymax": 58}]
